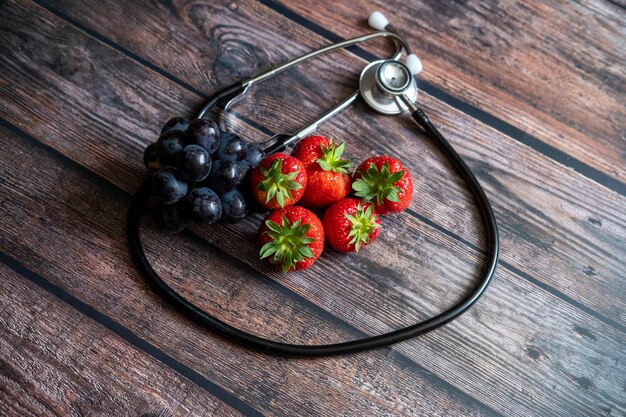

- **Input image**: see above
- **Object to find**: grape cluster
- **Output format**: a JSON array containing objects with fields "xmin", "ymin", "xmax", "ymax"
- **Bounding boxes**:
[{"xmin": 143, "ymin": 117, "xmax": 264, "ymax": 233}]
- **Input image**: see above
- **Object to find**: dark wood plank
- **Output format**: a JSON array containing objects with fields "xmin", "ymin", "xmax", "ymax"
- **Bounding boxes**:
[
  {"xmin": 273, "ymin": 0, "xmax": 626, "ymax": 185},
  {"xmin": 0, "ymin": 264, "xmax": 245, "ymax": 417},
  {"xmin": 0, "ymin": 126, "xmax": 496, "ymax": 415},
  {"xmin": 1, "ymin": 1, "xmax": 625, "ymax": 416},
  {"xmin": 10, "ymin": 0, "xmax": 626, "ymax": 329}
]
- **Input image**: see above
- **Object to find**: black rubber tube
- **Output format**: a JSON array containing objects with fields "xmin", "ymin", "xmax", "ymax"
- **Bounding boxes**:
[{"xmin": 127, "ymin": 108, "xmax": 499, "ymax": 357}]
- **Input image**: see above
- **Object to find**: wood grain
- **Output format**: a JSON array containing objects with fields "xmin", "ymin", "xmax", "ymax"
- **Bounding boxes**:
[
  {"xmin": 0, "ymin": 1, "xmax": 625, "ymax": 416},
  {"xmin": 10, "ymin": 0, "xmax": 626, "ymax": 328},
  {"xmin": 0, "ymin": 124, "xmax": 498, "ymax": 416},
  {"xmin": 0, "ymin": 264, "xmax": 245, "ymax": 417},
  {"xmin": 0, "ymin": 7, "xmax": 625, "ymax": 417},
  {"xmin": 274, "ymin": 0, "xmax": 626, "ymax": 184}
]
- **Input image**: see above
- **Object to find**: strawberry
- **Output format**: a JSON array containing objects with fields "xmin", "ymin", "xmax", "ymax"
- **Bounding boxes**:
[
  {"xmin": 323, "ymin": 198, "xmax": 381, "ymax": 252},
  {"xmin": 292, "ymin": 135, "xmax": 351, "ymax": 208},
  {"xmin": 250, "ymin": 153, "xmax": 307, "ymax": 209},
  {"xmin": 291, "ymin": 135, "xmax": 329, "ymax": 169},
  {"xmin": 258, "ymin": 206, "xmax": 324, "ymax": 272},
  {"xmin": 352, "ymin": 156, "xmax": 413, "ymax": 215}
]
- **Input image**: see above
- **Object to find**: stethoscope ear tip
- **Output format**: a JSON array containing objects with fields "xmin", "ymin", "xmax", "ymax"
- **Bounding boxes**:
[
  {"xmin": 368, "ymin": 11, "xmax": 389, "ymax": 31},
  {"xmin": 406, "ymin": 54, "xmax": 423, "ymax": 75}
]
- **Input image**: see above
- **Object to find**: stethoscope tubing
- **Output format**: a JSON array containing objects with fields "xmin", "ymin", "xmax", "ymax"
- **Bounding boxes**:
[
  {"xmin": 127, "ymin": 26, "xmax": 499, "ymax": 357},
  {"xmin": 127, "ymin": 107, "xmax": 499, "ymax": 357}
]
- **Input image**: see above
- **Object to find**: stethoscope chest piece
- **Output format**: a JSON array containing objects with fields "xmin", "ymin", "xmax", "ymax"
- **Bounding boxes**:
[{"xmin": 360, "ymin": 59, "xmax": 418, "ymax": 115}]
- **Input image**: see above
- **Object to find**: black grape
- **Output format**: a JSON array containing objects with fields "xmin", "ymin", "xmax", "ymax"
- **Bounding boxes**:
[
  {"xmin": 244, "ymin": 143, "xmax": 264, "ymax": 167},
  {"xmin": 185, "ymin": 119, "xmax": 220, "ymax": 154},
  {"xmin": 156, "ymin": 130, "xmax": 186, "ymax": 166},
  {"xmin": 202, "ymin": 159, "xmax": 245, "ymax": 194},
  {"xmin": 236, "ymin": 160, "xmax": 253, "ymax": 190},
  {"xmin": 215, "ymin": 132, "xmax": 247, "ymax": 161},
  {"xmin": 161, "ymin": 117, "xmax": 190, "ymax": 134},
  {"xmin": 220, "ymin": 190, "xmax": 249, "ymax": 223},
  {"xmin": 184, "ymin": 187, "xmax": 222, "ymax": 224},
  {"xmin": 177, "ymin": 145, "xmax": 212, "ymax": 182},
  {"xmin": 237, "ymin": 182, "xmax": 266, "ymax": 214},
  {"xmin": 238, "ymin": 160, "xmax": 252, "ymax": 178},
  {"xmin": 152, "ymin": 167, "xmax": 188, "ymax": 204},
  {"xmin": 153, "ymin": 202, "xmax": 189, "ymax": 233},
  {"xmin": 143, "ymin": 142, "xmax": 161, "ymax": 172}
]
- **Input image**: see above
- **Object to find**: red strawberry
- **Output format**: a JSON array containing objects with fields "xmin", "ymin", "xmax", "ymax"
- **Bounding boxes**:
[
  {"xmin": 352, "ymin": 156, "xmax": 413, "ymax": 215},
  {"xmin": 258, "ymin": 206, "xmax": 324, "ymax": 272},
  {"xmin": 250, "ymin": 153, "xmax": 307, "ymax": 209},
  {"xmin": 291, "ymin": 135, "xmax": 329, "ymax": 169},
  {"xmin": 292, "ymin": 135, "xmax": 351, "ymax": 208},
  {"xmin": 323, "ymin": 198, "xmax": 381, "ymax": 252}
]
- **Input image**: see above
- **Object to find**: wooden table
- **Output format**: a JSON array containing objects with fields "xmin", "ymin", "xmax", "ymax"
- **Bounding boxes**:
[{"xmin": 1, "ymin": 1, "xmax": 624, "ymax": 416}]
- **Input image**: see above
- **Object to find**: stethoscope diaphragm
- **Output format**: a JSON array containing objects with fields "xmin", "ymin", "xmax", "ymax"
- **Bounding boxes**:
[{"xmin": 360, "ymin": 60, "xmax": 419, "ymax": 115}]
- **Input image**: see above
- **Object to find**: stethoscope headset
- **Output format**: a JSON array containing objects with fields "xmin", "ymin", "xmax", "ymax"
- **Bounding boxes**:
[{"xmin": 128, "ymin": 12, "xmax": 500, "ymax": 357}]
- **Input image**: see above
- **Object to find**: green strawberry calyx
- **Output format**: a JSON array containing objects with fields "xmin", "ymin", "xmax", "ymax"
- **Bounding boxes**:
[
  {"xmin": 345, "ymin": 203, "xmax": 381, "ymax": 251},
  {"xmin": 257, "ymin": 158, "xmax": 302, "ymax": 207},
  {"xmin": 260, "ymin": 215, "xmax": 315, "ymax": 272},
  {"xmin": 317, "ymin": 141, "xmax": 351, "ymax": 173},
  {"xmin": 352, "ymin": 162, "xmax": 405, "ymax": 205}
]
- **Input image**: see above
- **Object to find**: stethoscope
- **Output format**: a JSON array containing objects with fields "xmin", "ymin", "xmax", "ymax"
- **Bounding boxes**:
[
  {"xmin": 195, "ymin": 12, "xmax": 421, "ymax": 155},
  {"xmin": 128, "ymin": 12, "xmax": 500, "ymax": 357}
]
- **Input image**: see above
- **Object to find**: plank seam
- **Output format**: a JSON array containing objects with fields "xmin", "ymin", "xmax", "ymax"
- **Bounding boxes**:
[
  {"xmin": 255, "ymin": 0, "xmax": 626, "ymax": 197},
  {"xmin": 2, "ymin": 117, "xmax": 502, "ymax": 416},
  {"xmin": 0, "ymin": 251, "xmax": 266, "ymax": 417},
  {"xmin": 407, "ymin": 207, "xmax": 626, "ymax": 334},
  {"xmin": 604, "ymin": 0, "xmax": 626, "ymax": 10},
  {"xmin": 500, "ymin": 260, "xmax": 626, "ymax": 334}
]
